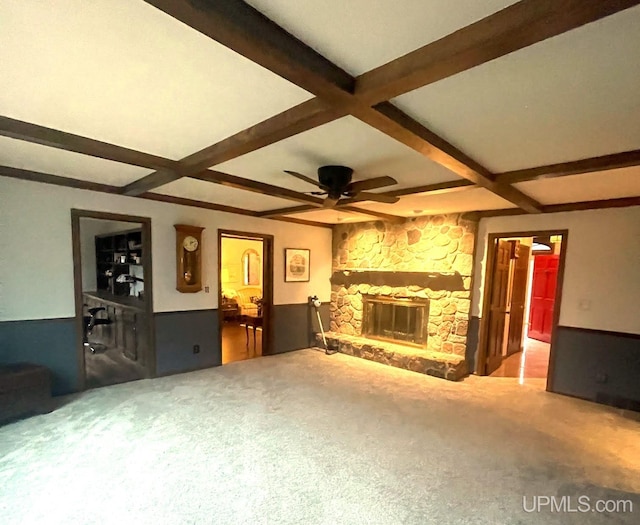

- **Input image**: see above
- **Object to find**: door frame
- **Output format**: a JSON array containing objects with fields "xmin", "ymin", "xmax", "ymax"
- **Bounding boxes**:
[
  {"xmin": 218, "ymin": 229, "xmax": 274, "ymax": 360},
  {"xmin": 476, "ymin": 229, "xmax": 569, "ymax": 391},
  {"xmin": 71, "ymin": 209, "xmax": 156, "ymax": 391}
]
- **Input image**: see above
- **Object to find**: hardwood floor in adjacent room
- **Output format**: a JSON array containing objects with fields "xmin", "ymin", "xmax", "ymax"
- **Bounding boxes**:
[
  {"xmin": 490, "ymin": 337, "xmax": 550, "ymax": 382},
  {"xmin": 84, "ymin": 345, "xmax": 146, "ymax": 389},
  {"xmin": 222, "ymin": 321, "xmax": 262, "ymax": 365}
]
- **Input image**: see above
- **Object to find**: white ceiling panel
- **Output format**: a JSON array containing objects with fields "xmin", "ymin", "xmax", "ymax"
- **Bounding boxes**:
[
  {"xmin": 0, "ymin": 0, "xmax": 311, "ymax": 160},
  {"xmin": 215, "ymin": 116, "xmax": 461, "ymax": 193},
  {"xmin": 154, "ymin": 178, "xmax": 300, "ymax": 212},
  {"xmin": 246, "ymin": 0, "xmax": 518, "ymax": 76},
  {"xmin": 287, "ymin": 208, "xmax": 375, "ymax": 224},
  {"xmin": 353, "ymin": 188, "xmax": 515, "ymax": 217},
  {"xmin": 0, "ymin": 136, "xmax": 151, "ymax": 186},
  {"xmin": 515, "ymin": 167, "xmax": 640, "ymax": 205},
  {"xmin": 393, "ymin": 6, "xmax": 640, "ymax": 173}
]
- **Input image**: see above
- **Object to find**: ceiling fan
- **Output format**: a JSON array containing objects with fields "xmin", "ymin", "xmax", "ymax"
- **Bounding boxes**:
[{"xmin": 283, "ymin": 165, "xmax": 400, "ymax": 208}]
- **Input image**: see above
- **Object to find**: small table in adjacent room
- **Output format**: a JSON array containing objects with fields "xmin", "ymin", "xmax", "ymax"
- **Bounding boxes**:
[
  {"xmin": 221, "ymin": 301, "xmax": 239, "ymax": 323},
  {"xmin": 242, "ymin": 313, "xmax": 263, "ymax": 352}
]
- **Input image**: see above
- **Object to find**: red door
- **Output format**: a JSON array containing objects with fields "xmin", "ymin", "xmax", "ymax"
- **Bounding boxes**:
[{"xmin": 528, "ymin": 254, "xmax": 559, "ymax": 343}]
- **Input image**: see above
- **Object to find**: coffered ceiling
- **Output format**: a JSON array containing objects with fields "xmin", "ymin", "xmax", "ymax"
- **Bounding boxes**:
[
  {"xmin": 1, "ymin": 0, "xmax": 639, "ymax": 227},
  {"xmin": 244, "ymin": 0, "xmax": 520, "ymax": 75},
  {"xmin": 214, "ymin": 116, "xmax": 458, "ymax": 193}
]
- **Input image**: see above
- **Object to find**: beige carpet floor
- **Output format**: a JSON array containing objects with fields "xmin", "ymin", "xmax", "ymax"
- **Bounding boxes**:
[{"xmin": 1, "ymin": 349, "xmax": 638, "ymax": 524}]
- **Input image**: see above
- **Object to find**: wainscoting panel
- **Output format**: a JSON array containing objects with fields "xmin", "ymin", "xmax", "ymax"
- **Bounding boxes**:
[
  {"xmin": 551, "ymin": 326, "xmax": 640, "ymax": 409},
  {"xmin": 465, "ymin": 316, "xmax": 481, "ymax": 373},
  {"xmin": 0, "ymin": 318, "xmax": 78, "ymax": 395},
  {"xmin": 154, "ymin": 309, "xmax": 219, "ymax": 376},
  {"xmin": 272, "ymin": 303, "xmax": 330, "ymax": 355}
]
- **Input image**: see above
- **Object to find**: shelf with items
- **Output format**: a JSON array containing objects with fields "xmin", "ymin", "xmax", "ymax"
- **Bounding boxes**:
[{"xmin": 95, "ymin": 228, "xmax": 144, "ymax": 297}]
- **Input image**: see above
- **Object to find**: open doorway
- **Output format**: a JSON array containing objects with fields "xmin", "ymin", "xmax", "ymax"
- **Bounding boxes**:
[
  {"xmin": 71, "ymin": 210, "xmax": 155, "ymax": 390},
  {"xmin": 218, "ymin": 230, "xmax": 273, "ymax": 364},
  {"xmin": 477, "ymin": 230, "xmax": 568, "ymax": 389}
]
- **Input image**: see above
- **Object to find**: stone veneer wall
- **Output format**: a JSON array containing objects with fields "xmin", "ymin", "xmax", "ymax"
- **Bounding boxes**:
[{"xmin": 331, "ymin": 213, "xmax": 477, "ymax": 357}]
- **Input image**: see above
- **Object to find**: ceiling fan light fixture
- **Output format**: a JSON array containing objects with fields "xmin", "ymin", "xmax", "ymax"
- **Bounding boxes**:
[{"xmin": 283, "ymin": 165, "xmax": 398, "ymax": 209}]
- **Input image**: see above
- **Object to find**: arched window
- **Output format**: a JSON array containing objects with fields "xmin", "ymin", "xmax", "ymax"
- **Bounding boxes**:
[{"xmin": 242, "ymin": 249, "xmax": 260, "ymax": 285}]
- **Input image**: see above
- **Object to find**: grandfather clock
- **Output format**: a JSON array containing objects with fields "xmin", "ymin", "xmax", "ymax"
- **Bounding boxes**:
[{"xmin": 174, "ymin": 224, "xmax": 204, "ymax": 293}]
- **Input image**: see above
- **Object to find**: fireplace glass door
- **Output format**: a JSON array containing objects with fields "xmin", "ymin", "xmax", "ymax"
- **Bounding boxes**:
[{"xmin": 363, "ymin": 296, "xmax": 429, "ymax": 348}]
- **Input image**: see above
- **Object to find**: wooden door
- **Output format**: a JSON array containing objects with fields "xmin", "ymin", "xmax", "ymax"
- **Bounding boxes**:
[
  {"xmin": 485, "ymin": 240, "xmax": 511, "ymax": 374},
  {"xmin": 507, "ymin": 244, "xmax": 531, "ymax": 355},
  {"xmin": 528, "ymin": 254, "xmax": 559, "ymax": 343}
]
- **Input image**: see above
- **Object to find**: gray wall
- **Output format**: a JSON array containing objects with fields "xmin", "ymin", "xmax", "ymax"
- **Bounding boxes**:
[
  {"xmin": 0, "ymin": 318, "xmax": 78, "ymax": 395},
  {"xmin": 0, "ymin": 303, "xmax": 328, "ymax": 396},
  {"xmin": 271, "ymin": 302, "xmax": 330, "ymax": 355},
  {"xmin": 551, "ymin": 326, "xmax": 640, "ymax": 409},
  {"xmin": 465, "ymin": 316, "xmax": 481, "ymax": 373},
  {"xmin": 155, "ymin": 309, "xmax": 220, "ymax": 376}
]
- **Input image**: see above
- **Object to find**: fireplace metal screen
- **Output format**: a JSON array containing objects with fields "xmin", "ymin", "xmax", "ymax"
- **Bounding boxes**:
[{"xmin": 362, "ymin": 295, "xmax": 429, "ymax": 348}]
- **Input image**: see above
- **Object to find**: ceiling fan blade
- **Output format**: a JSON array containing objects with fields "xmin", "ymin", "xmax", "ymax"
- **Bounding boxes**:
[
  {"xmin": 323, "ymin": 195, "xmax": 340, "ymax": 208},
  {"xmin": 352, "ymin": 191, "xmax": 399, "ymax": 204},
  {"xmin": 346, "ymin": 176, "xmax": 398, "ymax": 193},
  {"xmin": 283, "ymin": 170, "xmax": 319, "ymax": 187}
]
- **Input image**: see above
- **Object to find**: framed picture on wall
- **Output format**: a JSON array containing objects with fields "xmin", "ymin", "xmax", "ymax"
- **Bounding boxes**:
[{"xmin": 284, "ymin": 248, "xmax": 310, "ymax": 282}]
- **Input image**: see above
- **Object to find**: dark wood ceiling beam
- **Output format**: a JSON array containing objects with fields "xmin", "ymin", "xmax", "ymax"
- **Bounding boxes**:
[
  {"xmin": 261, "ymin": 180, "xmax": 476, "ymax": 215},
  {"xmin": 139, "ymin": 192, "xmax": 258, "ymax": 217},
  {"xmin": 543, "ymin": 196, "xmax": 640, "ymax": 214},
  {"xmin": 358, "ymin": 104, "xmax": 542, "ymax": 213},
  {"xmin": 140, "ymin": 0, "xmax": 543, "ymax": 212},
  {"xmin": 355, "ymin": 0, "xmax": 640, "ymax": 104},
  {"xmin": 259, "ymin": 203, "xmax": 405, "ymax": 222},
  {"xmin": 180, "ymin": 100, "xmax": 345, "ymax": 173},
  {"xmin": 123, "ymin": 99, "xmax": 345, "ymax": 196},
  {"xmin": 0, "ymin": 165, "xmax": 121, "ymax": 194},
  {"xmin": 268, "ymin": 215, "xmax": 332, "ymax": 229},
  {"xmin": 0, "ymin": 116, "xmax": 177, "ymax": 172},
  {"xmin": 495, "ymin": 149, "xmax": 640, "ymax": 185},
  {"xmin": 476, "ymin": 196, "xmax": 640, "ymax": 218},
  {"xmin": 144, "ymin": 0, "xmax": 354, "ymax": 101},
  {"xmin": 258, "ymin": 205, "xmax": 317, "ymax": 218},
  {"xmin": 0, "ymin": 166, "xmax": 332, "ymax": 227},
  {"xmin": 340, "ymin": 205, "xmax": 405, "ymax": 222},
  {"xmin": 189, "ymin": 170, "xmax": 324, "ymax": 207},
  {"xmin": 387, "ymin": 179, "xmax": 475, "ymax": 197}
]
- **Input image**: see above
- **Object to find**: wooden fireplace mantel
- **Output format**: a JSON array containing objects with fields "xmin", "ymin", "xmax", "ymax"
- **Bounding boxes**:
[{"xmin": 330, "ymin": 270, "xmax": 465, "ymax": 291}]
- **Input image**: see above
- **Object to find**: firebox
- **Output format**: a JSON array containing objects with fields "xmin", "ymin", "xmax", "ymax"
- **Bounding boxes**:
[{"xmin": 362, "ymin": 295, "xmax": 429, "ymax": 348}]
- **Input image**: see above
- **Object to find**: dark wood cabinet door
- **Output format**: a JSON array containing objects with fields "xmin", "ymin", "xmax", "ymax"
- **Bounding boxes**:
[{"xmin": 123, "ymin": 311, "xmax": 137, "ymax": 361}]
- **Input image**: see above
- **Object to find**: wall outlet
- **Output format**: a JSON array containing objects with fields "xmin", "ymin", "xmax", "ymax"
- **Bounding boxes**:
[
  {"xmin": 579, "ymin": 299, "xmax": 591, "ymax": 311},
  {"xmin": 595, "ymin": 373, "xmax": 608, "ymax": 384},
  {"xmin": 193, "ymin": 344, "xmax": 200, "ymax": 354},
  {"xmin": 204, "ymin": 286, "xmax": 210, "ymax": 293}
]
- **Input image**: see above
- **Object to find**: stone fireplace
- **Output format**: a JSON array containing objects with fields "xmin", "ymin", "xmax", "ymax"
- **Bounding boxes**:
[{"xmin": 321, "ymin": 213, "xmax": 478, "ymax": 381}]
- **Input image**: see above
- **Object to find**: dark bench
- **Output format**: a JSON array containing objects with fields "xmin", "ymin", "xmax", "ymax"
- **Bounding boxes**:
[{"xmin": 0, "ymin": 363, "xmax": 52, "ymax": 424}]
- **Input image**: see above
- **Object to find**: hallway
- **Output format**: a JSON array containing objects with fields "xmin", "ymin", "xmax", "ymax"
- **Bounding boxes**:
[
  {"xmin": 221, "ymin": 321, "xmax": 262, "ymax": 364},
  {"xmin": 490, "ymin": 337, "xmax": 551, "ymax": 382}
]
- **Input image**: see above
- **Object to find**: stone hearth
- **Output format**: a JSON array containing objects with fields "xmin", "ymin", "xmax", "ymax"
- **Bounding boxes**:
[{"xmin": 317, "ymin": 332, "xmax": 468, "ymax": 381}]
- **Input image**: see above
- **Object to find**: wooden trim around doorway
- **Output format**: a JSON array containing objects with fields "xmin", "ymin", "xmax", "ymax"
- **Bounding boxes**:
[
  {"xmin": 475, "ymin": 229, "xmax": 569, "ymax": 392},
  {"xmin": 70, "ymin": 209, "xmax": 156, "ymax": 391},
  {"xmin": 218, "ymin": 229, "xmax": 275, "ymax": 360}
]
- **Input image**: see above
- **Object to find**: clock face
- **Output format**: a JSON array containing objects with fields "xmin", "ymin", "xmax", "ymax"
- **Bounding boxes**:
[{"xmin": 183, "ymin": 235, "xmax": 199, "ymax": 252}]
